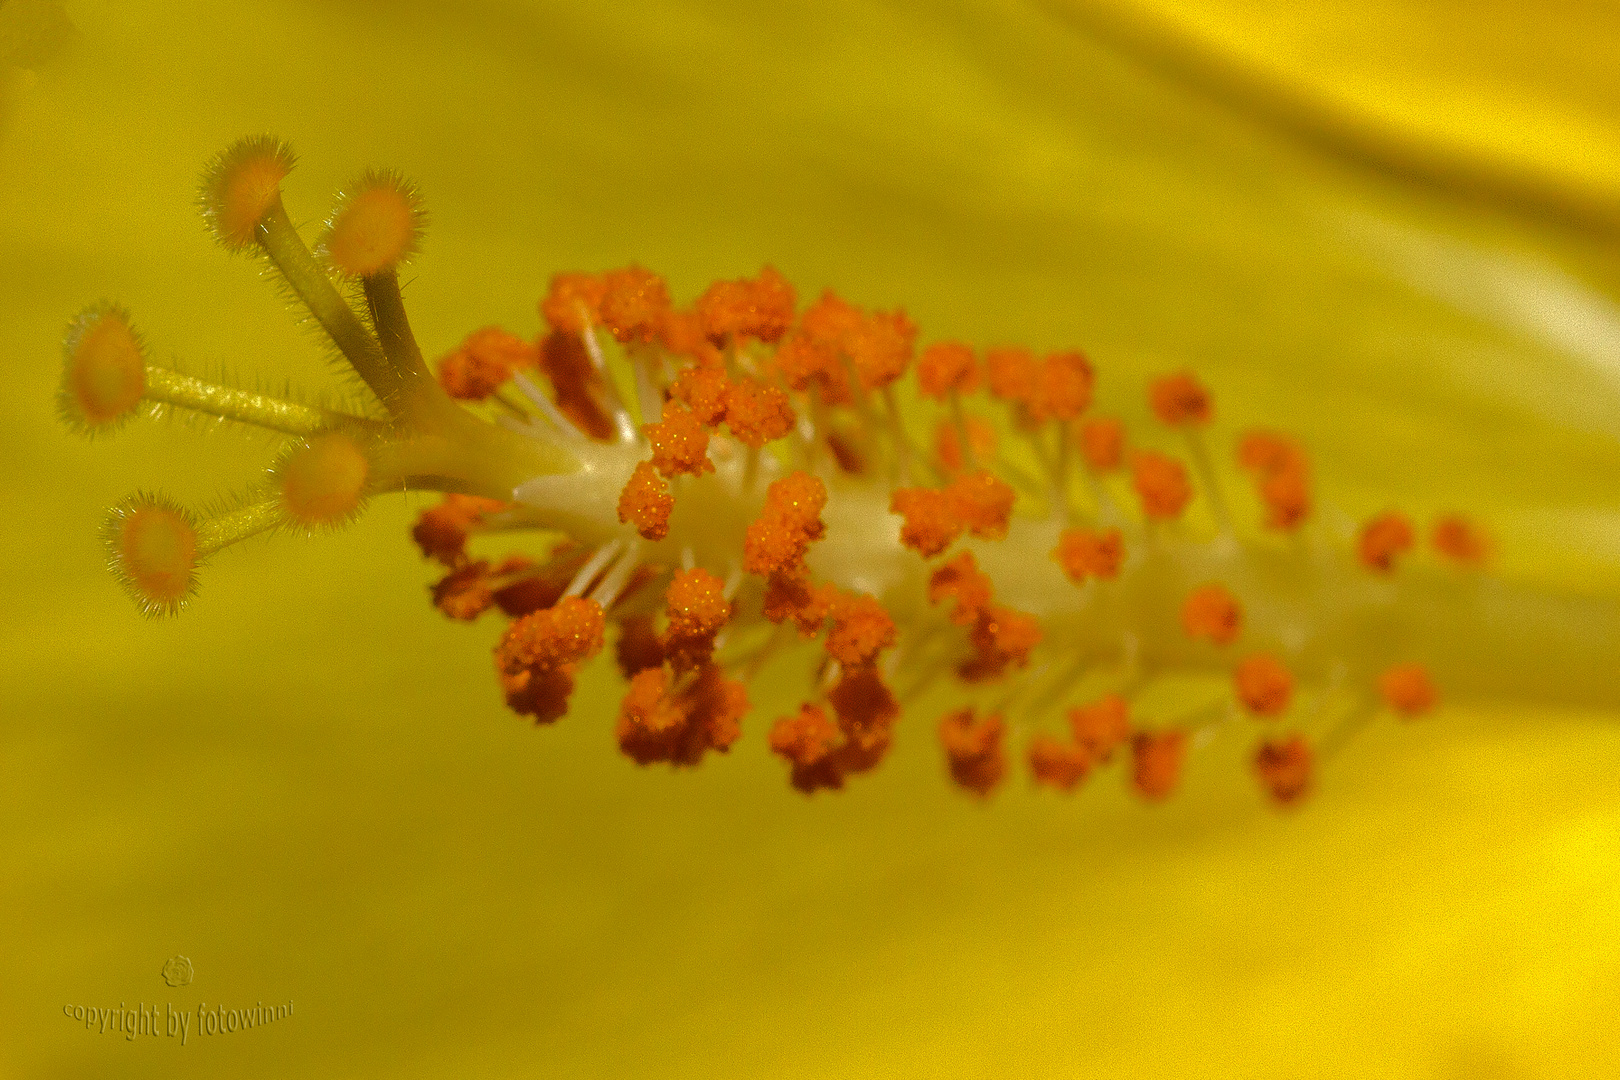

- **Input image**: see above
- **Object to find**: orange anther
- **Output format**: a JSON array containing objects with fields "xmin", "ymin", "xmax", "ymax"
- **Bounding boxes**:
[
  {"xmin": 1234, "ymin": 653, "xmax": 1294, "ymax": 716},
  {"xmin": 1149, "ymin": 371, "xmax": 1212, "ymax": 426},
  {"xmin": 927, "ymin": 552, "xmax": 994, "ymax": 626},
  {"xmin": 1254, "ymin": 736, "xmax": 1312, "ymax": 805},
  {"xmin": 722, "ymin": 377, "xmax": 796, "ymax": 448},
  {"xmin": 1052, "ymin": 527, "xmax": 1125, "ymax": 583},
  {"xmin": 827, "ymin": 666, "xmax": 900, "ymax": 771},
  {"xmin": 1357, "ymin": 512, "xmax": 1415, "ymax": 573},
  {"xmin": 1131, "ymin": 729, "xmax": 1187, "ymax": 801},
  {"xmin": 961, "ymin": 604, "xmax": 1042, "ymax": 680},
  {"xmin": 771, "ymin": 332, "xmax": 851, "ymax": 404},
  {"xmin": 1079, "ymin": 417, "xmax": 1125, "ymax": 472},
  {"xmin": 1181, "ymin": 583, "xmax": 1242, "ymax": 646},
  {"xmin": 1067, "ymin": 694, "xmax": 1131, "ymax": 764},
  {"xmin": 696, "ymin": 265, "xmax": 797, "ymax": 344},
  {"xmin": 1378, "ymin": 662, "xmax": 1437, "ymax": 717},
  {"xmin": 844, "ymin": 309, "xmax": 917, "ymax": 390},
  {"xmin": 657, "ymin": 308, "xmax": 725, "ymax": 368},
  {"xmin": 799, "ymin": 289, "xmax": 866, "ymax": 347},
  {"xmin": 762, "ymin": 571, "xmax": 835, "ymax": 636},
  {"xmin": 1237, "ymin": 430, "xmax": 1311, "ymax": 531},
  {"xmin": 431, "ymin": 560, "xmax": 498, "ymax": 621},
  {"xmin": 946, "ymin": 470, "xmax": 1015, "ymax": 539},
  {"xmin": 1131, "ymin": 451, "xmax": 1193, "ymax": 520},
  {"xmin": 890, "ymin": 486, "xmax": 960, "ymax": 557},
  {"xmin": 599, "ymin": 266, "xmax": 672, "ymax": 344},
  {"xmin": 933, "ymin": 416, "xmax": 997, "ymax": 474},
  {"xmin": 1030, "ymin": 350, "xmax": 1093, "ymax": 423},
  {"xmin": 744, "ymin": 472, "xmax": 828, "ymax": 576},
  {"xmin": 644, "ymin": 400, "xmax": 715, "ymax": 478},
  {"xmin": 437, "ymin": 327, "xmax": 539, "ymax": 401},
  {"xmin": 411, "ymin": 494, "xmax": 507, "ymax": 567},
  {"xmin": 825, "ymin": 590, "xmax": 898, "ymax": 668},
  {"xmin": 671, "ymin": 363, "xmax": 731, "ymax": 426},
  {"xmin": 916, "ymin": 342, "xmax": 979, "ymax": 399},
  {"xmin": 1028, "ymin": 736, "xmax": 1089, "ymax": 792},
  {"xmin": 616, "ymin": 663, "xmax": 749, "ymax": 766},
  {"xmin": 540, "ymin": 272, "xmax": 606, "ymax": 335},
  {"xmin": 539, "ymin": 330, "xmax": 616, "ymax": 441},
  {"xmin": 617, "ymin": 460, "xmax": 675, "ymax": 541},
  {"xmin": 494, "ymin": 596, "xmax": 606, "ymax": 722},
  {"xmin": 662, "ymin": 567, "xmax": 731, "ymax": 670},
  {"xmin": 1432, "ymin": 514, "xmax": 1490, "ymax": 566},
  {"xmin": 984, "ymin": 346, "xmax": 1038, "ymax": 408},
  {"xmin": 615, "ymin": 614, "xmax": 666, "ymax": 678},
  {"xmin": 769, "ymin": 703, "xmax": 845, "ymax": 793},
  {"xmin": 1259, "ymin": 468, "xmax": 1311, "ymax": 531},
  {"xmin": 938, "ymin": 709, "xmax": 1007, "ymax": 797},
  {"xmin": 1237, "ymin": 430, "xmax": 1305, "ymax": 476}
]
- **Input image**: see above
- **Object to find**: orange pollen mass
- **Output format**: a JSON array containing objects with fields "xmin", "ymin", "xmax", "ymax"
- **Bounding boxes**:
[
  {"xmin": 722, "ymin": 378, "xmax": 796, "ymax": 448},
  {"xmin": 927, "ymin": 552, "xmax": 994, "ymax": 626},
  {"xmin": 1131, "ymin": 451, "xmax": 1193, "ymax": 520},
  {"xmin": 1379, "ymin": 663, "xmax": 1438, "ymax": 717},
  {"xmin": 1181, "ymin": 583, "xmax": 1243, "ymax": 646},
  {"xmin": 824, "ymin": 591, "xmax": 897, "ymax": 668},
  {"xmin": 1149, "ymin": 371, "xmax": 1212, "ymax": 426},
  {"xmin": 1078, "ymin": 417, "xmax": 1125, "ymax": 472},
  {"xmin": 540, "ymin": 272, "xmax": 606, "ymax": 334},
  {"xmin": 599, "ymin": 266, "xmax": 672, "ymax": 344},
  {"xmin": 934, "ymin": 416, "xmax": 997, "ymax": 474},
  {"xmin": 1131, "ymin": 729, "xmax": 1188, "ymax": 801},
  {"xmin": 984, "ymin": 346, "xmax": 1039, "ymax": 409},
  {"xmin": 1067, "ymin": 694, "xmax": 1131, "ymax": 764},
  {"xmin": 1358, "ymin": 512, "xmax": 1416, "ymax": 573},
  {"xmin": 1254, "ymin": 736, "xmax": 1313, "ymax": 805},
  {"xmin": 644, "ymin": 401, "xmax": 715, "ymax": 478},
  {"xmin": 1028, "ymin": 736, "xmax": 1090, "ymax": 792},
  {"xmin": 1029, "ymin": 350, "xmax": 1093, "ymax": 423},
  {"xmin": 616, "ymin": 461, "xmax": 675, "ymax": 541},
  {"xmin": 1234, "ymin": 653, "xmax": 1294, "ymax": 716},
  {"xmin": 411, "ymin": 494, "xmax": 506, "ymax": 567},
  {"xmin": 890, "ymin": 486, "xmax": 960, "ymax": 558},
  {"xmin": 938, "ymin": 710, "xmax": 1007, "ymax": 797},
  {"xmin": 1432, "ymin": 514, "xmax": 1490, "ymax": 565},
  {"xmin": 436, "ymin": 326, "xmax": 538, "ymax": 401},
  {"xmin": 671, "ymin": 363, "xmax": 731, "ymax": 426},
  {"xmin": 744, "ymin": 472, "xmax": 827, "ymax": 577},
  {"xmin": 946, "ymin": 470, "xmax": 1015, "ymax": 539},
  {"xmin": 1052, "ymin": 527, "xmax": 1125, "ymax": 583},
  {"xmin": 695, "ymin": 265, "xmax": 796, "ymax": 344},
  {"xmin": 916, "ymin": 342, "xmax": 979, "ymax": 399}
]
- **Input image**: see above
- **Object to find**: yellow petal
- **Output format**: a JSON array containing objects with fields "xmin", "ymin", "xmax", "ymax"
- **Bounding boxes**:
[{"xmin": 2, "ymin": 2, "xmax": 1617, "ymax": 1076}]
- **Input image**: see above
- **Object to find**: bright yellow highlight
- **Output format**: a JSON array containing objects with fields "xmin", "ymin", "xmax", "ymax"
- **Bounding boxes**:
[
  {"xmin": 199, "ymin": 134, "xmax": 294, "ymax": 251},
  {"xmin": 277, "ymin": 431, "xmax": 370, "ymax": 525},
  {"xmin": 321, "ymin": 174, "xmax": 421, "ymax": 278},
  {"xmin": 104, "ymin": 495, "xmax": 197, "ymax": 616}
]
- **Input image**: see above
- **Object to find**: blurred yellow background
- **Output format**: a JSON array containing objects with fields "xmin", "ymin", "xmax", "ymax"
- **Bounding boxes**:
[{"xmin": 3, "ymin": 1, "xmax": 1619, "ymax": 1076}]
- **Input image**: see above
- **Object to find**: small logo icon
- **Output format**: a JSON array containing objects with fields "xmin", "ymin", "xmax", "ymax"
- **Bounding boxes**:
[{"xmin": 160, "ymin": 956, "xmax": 194, "ymax": 987}]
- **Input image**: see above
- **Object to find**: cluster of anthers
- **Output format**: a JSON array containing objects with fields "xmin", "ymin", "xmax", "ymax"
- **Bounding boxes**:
[{"xmin": 64, "ymin": 138, "xmax": 1504, "ymax": 807}]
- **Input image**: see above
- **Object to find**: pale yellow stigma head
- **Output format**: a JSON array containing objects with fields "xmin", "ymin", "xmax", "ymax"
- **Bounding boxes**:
[
  {"xmin": 276, "ymin": 432, "xmax": 372, "ymax": 526},
  {"xmin": 200, "ymin": 135, "xmax": 295, "ymax": 251},
  {"xmin": 320, "ymin": 172, "xmax": 423, "ymax": 278},
  {"xmin": 105, "ymin": 495, "xmax": 199, "ymax": 616},
  {"xmin": 59, "ymin": 303, "xmax": 146, "ymax": 432}
]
